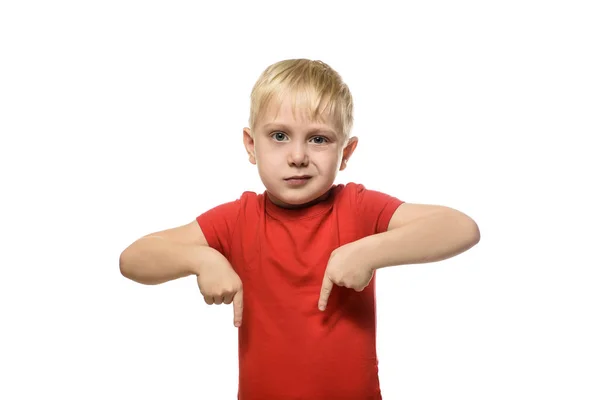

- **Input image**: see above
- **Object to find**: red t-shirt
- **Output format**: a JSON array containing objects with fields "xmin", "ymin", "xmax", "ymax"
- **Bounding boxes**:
[{"xmin": 196, "ymin": 182, "xmax": 403, "ymax": 399}]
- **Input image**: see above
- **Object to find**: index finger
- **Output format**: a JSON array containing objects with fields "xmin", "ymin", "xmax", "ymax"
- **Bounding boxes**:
[
  {"xmin": 233, "ymin": 289, "xmax": 243, "ymax": 327},
  {"xmin": 318, "ymin": 276, "xmax": 333, "ymax": 311}
]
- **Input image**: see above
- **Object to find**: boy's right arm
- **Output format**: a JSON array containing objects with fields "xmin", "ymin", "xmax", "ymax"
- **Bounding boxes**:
[
  {"xmin": 119, "ymin": 221, "xmax": 243, "ymax": 326},
  {"xmin": 119, "ymin": 220, "xmax": 212, "ymax": 285}
]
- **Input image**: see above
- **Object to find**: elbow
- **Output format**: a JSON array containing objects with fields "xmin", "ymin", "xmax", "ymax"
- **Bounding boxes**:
[
  {"xmin": 119, "ymin": 248, "xmax": 134, "ymax": 279},
  {"xmin": 119, "ymin": 245, "xmax": 156, "ymax": 285},
  {"xmin": 453, "ymin": 210, "xmax": 480, "ymax": 250},
  {"xmin": 469, "ymin": 217, "xmax": 480, "ymax": 244},
  {"xmin": 465, "ymin": 218, "xmax": 481, "ymax": 250}
]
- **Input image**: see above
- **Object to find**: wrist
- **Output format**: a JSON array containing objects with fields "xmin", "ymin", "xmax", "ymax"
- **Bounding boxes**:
[
  {"xmin": 189, "ymin": 245, "xmax": 223, "ymax": 276},
  {"xmin": 187, "ymin": 244, "xmax": 211, "ymax": 276},
  {"xmin": 352, "ymin": 234, "xmax": 384, "ymax": 270}
]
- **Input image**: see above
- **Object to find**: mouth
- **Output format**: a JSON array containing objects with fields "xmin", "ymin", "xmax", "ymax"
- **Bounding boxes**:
[{"xmin": 284, "ymin": 175, "xmax": 312, "ymax": 186}]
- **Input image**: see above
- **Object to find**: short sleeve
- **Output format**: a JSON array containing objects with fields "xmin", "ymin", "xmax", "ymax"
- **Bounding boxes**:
[
  {"xmin": 196, "ymin": 199, "xmax": 242, "ymax": 259},
  {"xmin": 353, "ymin": 183, "xmax": 404, "ymax": 234}
]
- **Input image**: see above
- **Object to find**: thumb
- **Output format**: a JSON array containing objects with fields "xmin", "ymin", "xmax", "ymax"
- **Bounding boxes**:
[
  {"xmin": 318, "ymin": 276, "xmax": 334, "ymax": 311},
  {"xmin": 233, "ymin": 289, "xmax": 243, "ymax": 327}
]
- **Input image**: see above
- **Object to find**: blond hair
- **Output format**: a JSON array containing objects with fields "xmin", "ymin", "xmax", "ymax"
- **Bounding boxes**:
[{"xmin": 248, "ymin": 59, "xmax": 354, "ymax": 139}]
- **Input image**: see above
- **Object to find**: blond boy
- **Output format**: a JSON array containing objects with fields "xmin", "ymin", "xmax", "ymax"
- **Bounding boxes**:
[{"xmin": 120, "ymin": 59, "xmax": 480, "ymax": 399}]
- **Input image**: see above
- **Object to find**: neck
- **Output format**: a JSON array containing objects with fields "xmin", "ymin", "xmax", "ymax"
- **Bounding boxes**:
[{"xmin": 267, "ymin": 188, "xmax": 333, "ymax": 209}]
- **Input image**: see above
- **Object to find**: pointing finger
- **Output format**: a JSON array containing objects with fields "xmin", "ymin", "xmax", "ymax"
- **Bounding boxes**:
[
  {"xmin": 318, "ymin": 276, "xmax": 333, "ymax": 311},
  {"xmin": 233, "ymin": 290, "xmax": 243, "ymax": 327}
]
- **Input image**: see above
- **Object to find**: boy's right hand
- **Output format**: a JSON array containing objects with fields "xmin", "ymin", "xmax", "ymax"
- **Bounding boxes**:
[{"xmin": 196, "ymin": 252, "xmax": 244, "ymax": 328}]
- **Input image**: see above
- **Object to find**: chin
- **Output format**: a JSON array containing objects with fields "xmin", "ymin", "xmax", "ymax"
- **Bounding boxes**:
[
  {"xmin": 271, "ymin": 185, "xmax": 332, "ymax": 207},
  {"xmin": 274, "ymin": 191, "xmax": 314, "ymax": 206}
]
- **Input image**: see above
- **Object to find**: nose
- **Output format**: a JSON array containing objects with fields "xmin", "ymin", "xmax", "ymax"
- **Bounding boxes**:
[{"xmin": 287, "ymin": 143, "xmax": 309, "ymax": 167}]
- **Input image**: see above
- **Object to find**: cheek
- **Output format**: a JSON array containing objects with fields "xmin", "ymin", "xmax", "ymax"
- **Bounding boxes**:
[
  {"xmin": 255, "ymin": 146, "xmax": 280, "ymax": 169},
  {"xmin": 313, "ymin": 149, "xmax": 342, "ymax": 171}
]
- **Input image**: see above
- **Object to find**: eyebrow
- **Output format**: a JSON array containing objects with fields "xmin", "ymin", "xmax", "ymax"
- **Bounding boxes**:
[{"xmin": 261, "ymin": 123, "xmax": 338, "ymax": 136}]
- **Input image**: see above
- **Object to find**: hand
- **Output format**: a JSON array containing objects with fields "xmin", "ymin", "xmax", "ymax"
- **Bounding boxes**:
[
  {"xmin": 196, "ymin": 249, "xmax": 244, "ymax": 327},
  {"xmin": 318, "ymin": 240, "xmax": 375, "ymax": 311}
]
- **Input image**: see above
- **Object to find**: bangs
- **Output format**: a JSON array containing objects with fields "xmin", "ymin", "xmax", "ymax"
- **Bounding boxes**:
[
  {"xmin": 248, "ymin": 59, "xmax": 353, "ymax": 138},
  {"xmin": 253, "ymin": 83, "xmax": 341, "ymax": 133}
]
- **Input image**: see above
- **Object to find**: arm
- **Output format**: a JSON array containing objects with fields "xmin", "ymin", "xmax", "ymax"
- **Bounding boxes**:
[
  {"xmin": 363, "ymin": 203, "xmax": 480, "ymax": 269},
  {"xmin": 119, "ymin": 221, "xmax": 222, "ymax": 285},
  {"xmin": 318, "ymin": 201, "xmax": 480, "ymax": 310},
  {"xmin": 120, "ymin": 220, "xmax": 244, "ymax": 326}
]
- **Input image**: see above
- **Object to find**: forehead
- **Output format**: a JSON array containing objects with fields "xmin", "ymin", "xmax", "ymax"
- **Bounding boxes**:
[{"xmin": 257, "ymin": 93, "xmax": 338, "ymax": 132}]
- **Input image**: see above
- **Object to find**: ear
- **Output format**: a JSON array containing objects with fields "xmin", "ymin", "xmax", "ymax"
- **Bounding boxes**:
[
  {"xmin": 243, "ymin": 127, "xmax": 256, "ymax": 165},
  {"xmin": 339, "ymin": 136, "xmax": 358, "ymax": 171}
]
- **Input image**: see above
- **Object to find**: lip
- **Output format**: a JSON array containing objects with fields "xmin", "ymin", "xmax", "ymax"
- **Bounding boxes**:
[{"xmin": 284, "ymin": 176, "xmax": 312, "ymax": 186}]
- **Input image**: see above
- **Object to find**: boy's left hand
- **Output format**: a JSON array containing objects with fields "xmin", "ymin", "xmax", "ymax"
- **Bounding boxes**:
[{"xmin": 318, "ymin": 240, "xmax": 375, "ymax": 311}]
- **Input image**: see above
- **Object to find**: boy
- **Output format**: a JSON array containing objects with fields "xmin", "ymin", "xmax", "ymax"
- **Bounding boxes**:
[{"xmin": 120, "ymin": 59, "xmax": 480, "ymax": 399}]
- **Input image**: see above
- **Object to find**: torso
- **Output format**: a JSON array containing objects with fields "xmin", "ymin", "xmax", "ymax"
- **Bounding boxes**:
[{"xmin": 229, "ymin": 186, "xmax": 382, "ymax": 400}]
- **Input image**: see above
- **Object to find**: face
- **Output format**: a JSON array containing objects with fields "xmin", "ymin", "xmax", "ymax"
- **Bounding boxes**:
[{"xmin": 243, "ymin": 95, "xmax": 358, "ymax": 208}]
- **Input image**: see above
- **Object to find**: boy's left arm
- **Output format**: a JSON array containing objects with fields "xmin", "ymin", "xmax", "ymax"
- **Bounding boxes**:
[
  {"xmin": 367, "ymin": 203, "xmax": 480, "ymax": 269},
  {"xmin": 318, "ymin": 204, "xmax": 480, "ymax": 311}
]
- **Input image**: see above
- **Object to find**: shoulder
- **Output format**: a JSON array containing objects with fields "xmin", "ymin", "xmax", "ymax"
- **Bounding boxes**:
[
  {"xmin": 333, "ymin": 181, "xmax": 401, "ymax": 204},
  {"xmin": 333, "ymin": 182, "xmax": 405, "ymax": 233},
  {"xmin": 196, "ymin": 190, "xmax": 262, "ymax": 222},
  {"xmin": 217, "ymin": 190, "xmax": 263, "ymax": 208},
  {"xmin": 239, "ymin": 190, "xmax": 264, "ymax": 213},
  {"xmin": 333, "ymin": 181, "xmax": 390, "ymax": 195},
  {"xmin": 195, "ymin": 190, "xmax": 264, "ymax": 249},
  {"xmin": 331, "ymin": 181, "xmax": 363, "ymax": 201},
  {"xmin": 334, "ymin": 181, "xmax": 364, "ymax": 192},
  {"xmin": 223, "ymin": 190, "xmax": 265, "ymax": 221}
]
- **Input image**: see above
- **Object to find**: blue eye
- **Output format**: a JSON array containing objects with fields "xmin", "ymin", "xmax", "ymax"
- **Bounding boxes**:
[
  {"xmin": 310, "ymin": 136, "xmax": 328, "ymax": 144},
  {"xmin": 271, "ymin": 132, "xmax": 288, "ymax": 141}
]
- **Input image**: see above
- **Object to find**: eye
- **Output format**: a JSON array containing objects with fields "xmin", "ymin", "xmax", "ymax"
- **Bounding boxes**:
[
  {"xmin": 310, "ymin": 136, "xmax": 329, "ymax": 144},
  {"xmin": 271, "ymin": 132, "xmax": 288, "ymax": 142}
]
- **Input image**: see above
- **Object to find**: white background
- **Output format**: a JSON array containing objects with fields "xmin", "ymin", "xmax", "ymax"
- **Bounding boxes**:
[{"xmin": 1, "ymin": 1, "xmax": 598, "ymax": 399}]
